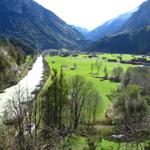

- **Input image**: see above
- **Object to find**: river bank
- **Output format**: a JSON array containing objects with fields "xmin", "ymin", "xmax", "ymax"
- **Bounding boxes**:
[
  {"xmin": 0, "ymin": 55, "xmax": 37, "ymax": 93},
  {"xmin": 0, "ymin": 55, "xmax": 44, "ymax": 118}
]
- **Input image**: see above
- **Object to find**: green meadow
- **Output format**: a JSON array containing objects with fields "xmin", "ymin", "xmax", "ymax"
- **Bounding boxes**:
[
  {"xmin": 45, "ymin": 54, "xmax": 134, "ymax": 119},
  {"xmin": 63, "ymin": 135, "xmax": 149, "ymax": 150},
  {"xmin": 45, "ymin": 54, "xmax": 150, "ymax": 150}
]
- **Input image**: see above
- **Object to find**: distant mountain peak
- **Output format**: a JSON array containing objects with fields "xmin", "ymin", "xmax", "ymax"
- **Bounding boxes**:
[
  {"xmin": 87, "ymin": 11, "xmax": 134, "ymax": 41},
  {"xmin": 88, "ymin": 0, "xmax": 150, "ymax": 54},
  {"xmin": 71, "ymin": 25, "xmax": 90, "ymax": 37},
  {"xmin": 121, "ymin": 0, "xmax": 150, "ymax": 32}
]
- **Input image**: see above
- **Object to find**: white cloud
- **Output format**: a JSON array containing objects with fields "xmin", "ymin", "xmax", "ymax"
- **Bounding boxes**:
[{"xmin": 34, "ymin": 0, "xmax": 146, "ymax": 30}]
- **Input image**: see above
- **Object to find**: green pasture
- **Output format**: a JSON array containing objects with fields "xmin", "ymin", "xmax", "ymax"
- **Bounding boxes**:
[
  {"xmin": 45, "ymin": 54, "xmax": 134, "ymax": 119},
  {"xmin": 45, "ymin": 54, "xmax": 150, "ymax": 149},
  {"xmin": 64, "ymin": 135, "xmax": 148, "ymax": 150}
]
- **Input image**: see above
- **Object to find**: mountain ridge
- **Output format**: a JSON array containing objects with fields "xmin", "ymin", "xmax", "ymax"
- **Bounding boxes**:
[
  {"xmin": 0, "ymin": 0, "xmax": 85, "ymax": 50},
  {"xmin": 71, "ymin": 25, "xmax": 90, "ymax": 37},
  {"xmin": 87, "ymin": 12, "xmax": 133, "ymax": 41},
  {"xmin": 121, "ymin": 0, "xmax": 150, "ymax": 32},
  {"xmin": 88, "ymin": 0, "xmax": 150, "ymax": 54}
]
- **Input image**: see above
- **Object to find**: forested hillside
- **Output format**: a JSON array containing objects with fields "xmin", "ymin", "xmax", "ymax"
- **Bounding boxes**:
[
  {"xmin": 89, "ymin": 26, "xmax": 150, "ymax": 54},
  {"xmin": 88, "ymin": 0, "xmax": 150, "ymax": 54},
  {"xmin": 0, "ymin": 37, "xmax": 34, "ymax": 91},
  {"xmin": 0, "ymin": 0, "xmax": 86, "ymax": 50},
  {"xmin": 87, "ymin": 12, "xmax": 132, "ymax": 41}
]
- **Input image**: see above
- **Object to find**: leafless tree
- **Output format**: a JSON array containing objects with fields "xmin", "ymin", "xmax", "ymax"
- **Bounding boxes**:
[
  {"xmin": 4, "ymin": 86, "xmax": 42, "ymax": 149},
  {"xmin": 69, "ymin": 75, "xmax": 101, "ymax": 130},
  {"xmin": 95, "ymin": 58, "xmax": 102, "ymax": 75},
  {"xmin": 4, "ymin": 86, "xmax": 29, "ymax": 149}
]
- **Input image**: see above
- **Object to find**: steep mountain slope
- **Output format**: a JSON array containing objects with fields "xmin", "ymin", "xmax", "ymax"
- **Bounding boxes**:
[
  {"xmin": 0, "ymin": 0, "xmax": 85, "ymax": 50},
  {"xmin": 0, "ymin": 37, "xmax": 28, "ymax": 91},
  {"xmin": 89, "ymin": 26, "xmax": 150, "ymax": 54},
  {"xmin": 71, "ymin": 25, "xmax": 90, "ymax": 37},
  {"xmin": 87, "ymin": 12, "xmax": 133, "ymax": 41},
  {"xmin": 121, "ymin": 0, "xmax": 150, "ymax": 32},
  {"xmin": 89, "ymin": 0, "xmax": 150, "ymax": 54}
]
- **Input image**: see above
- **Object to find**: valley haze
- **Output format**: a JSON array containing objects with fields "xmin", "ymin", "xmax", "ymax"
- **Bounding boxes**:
[{"xmin": 34, "ymin": 0, "xmax": 146, "ymax": 30}]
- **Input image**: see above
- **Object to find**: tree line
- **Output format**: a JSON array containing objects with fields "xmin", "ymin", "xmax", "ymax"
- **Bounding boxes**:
[{"xmin": 42, "ymin": 68, "xmax": 101, "ymax": 135}]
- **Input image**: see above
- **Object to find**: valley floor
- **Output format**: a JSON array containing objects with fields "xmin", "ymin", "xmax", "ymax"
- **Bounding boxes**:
[
  {"xmin": 0, "ymin": 55, "xmax": 44, "ymax": 118},
  {"xmin": 45, "ymin": 53, "xmax": 150, "ymax": 150},
  {"xmin": 45, "ymin": 54, "xmax": 134, "ymax": 119}
]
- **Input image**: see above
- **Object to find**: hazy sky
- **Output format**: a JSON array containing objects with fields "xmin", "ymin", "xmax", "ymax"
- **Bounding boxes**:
[{"xmin": 34, "ymin": 0, "xmax": 146, "ymax": 30}]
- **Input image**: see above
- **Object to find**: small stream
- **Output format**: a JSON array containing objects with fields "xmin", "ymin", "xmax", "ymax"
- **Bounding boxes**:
[{"xmin": 0, "ymin": 55, "xmax": 44, "ymax": 118}]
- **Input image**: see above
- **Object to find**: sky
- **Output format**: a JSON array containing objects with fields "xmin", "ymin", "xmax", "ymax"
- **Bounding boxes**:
[{"xmin": 34, "ymin": 0, "xmax": 146, "ymax": 30}]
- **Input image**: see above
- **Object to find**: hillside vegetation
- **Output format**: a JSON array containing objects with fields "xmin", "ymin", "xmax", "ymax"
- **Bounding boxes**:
[
  {"xmin": 88, "ymin": 0, "xmax": 150, "ymax": 54},
  {"xmin": 89, "ymin": 26, "xmax": 150, "ymax": 54},
  {"xmin": 0, "ymin": 0, "xmax": 86, "ymax": 50},
  {"xmin": 0, "ymin": 37, "xmax": 34, "ymax": 91}
]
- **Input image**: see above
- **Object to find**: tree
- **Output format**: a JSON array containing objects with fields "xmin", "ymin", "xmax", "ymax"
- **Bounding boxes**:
[
  {"xmin": 69, "ymin": 75, "xmax": 101, "ymax": 130},
  {"xmin": 90, "ymin": 63, "xmax": 94, "ymax": 75},
  {"xmin": 112, "ymin": 66, "xmax": 123, "ymax": 81},
  {"xmin": 103, "ymin": 66, "xmax": 108, "ymax": 80},
  {"xmin": 122, "ymin": 67, "xmax": 150, "ymax": 96},
  {"xmin": 86, "ymin": 90, "xmax": 101, "ymax": 124},
  {"xmin": 114, "ymin": 85, "xmax": 149, "ymax": 134},
  {"xmin": 91, "ymin": 91, "xmax": 100, "ymax": 124},
  {"xmin": 110, "ymin": 67, "xmax": 150, "ymax": 141},
  {"xmin": 42, "ymin": 68, "xmax": 69, "ymax": 134},
  {"xmin": 42, "ymin": 68, "xmax": 58, "ymax": 128},
  {"xmin": 5, "ymin": 86, "xmax": 34, "ymax": 150},
  {"xmin": 95, "ymin": 58, "xmax": 102, "ymax": 75},
  {"xmin": 57, "ymin": 67, "xmax": 69, "ymax": 132}
]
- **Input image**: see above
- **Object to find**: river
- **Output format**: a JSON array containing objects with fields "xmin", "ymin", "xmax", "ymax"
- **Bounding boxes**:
[{"xmin": 0, "ymin": 55, "xmax": 44, "ymax": 118}]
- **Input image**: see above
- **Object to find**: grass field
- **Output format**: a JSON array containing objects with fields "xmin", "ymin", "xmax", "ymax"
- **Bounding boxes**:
[
  {"xmin": 45, "ymin": 54, "xmax": 150, "ymax": 150},
  {"xmin": 64, "ymin": 135, "xmax": 149, "ymax": 150},
  {"xmin": 45, "ymin": 54, "xmax": 134, "ymax": 119}
]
